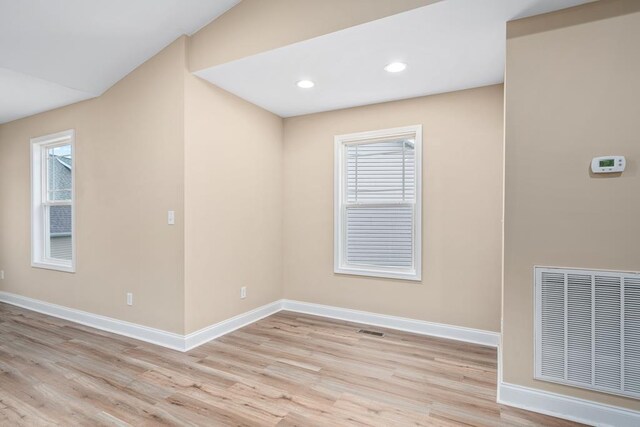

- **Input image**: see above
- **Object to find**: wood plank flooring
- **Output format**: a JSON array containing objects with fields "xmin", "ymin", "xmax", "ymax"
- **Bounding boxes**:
[{"xmin": 0, "ymin": 302, "xmax": 583, "ymax": 426}]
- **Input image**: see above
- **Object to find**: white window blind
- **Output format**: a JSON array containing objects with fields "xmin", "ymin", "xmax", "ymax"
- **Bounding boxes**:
[{"xmin": 335, "ymin": 126, "xmax": 422, "ymax": 281}]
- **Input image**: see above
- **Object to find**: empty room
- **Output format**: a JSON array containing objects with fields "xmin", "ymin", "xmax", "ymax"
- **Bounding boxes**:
[{"xmin": 0, "ymin": 0, "xmax": 638, "ymax": 425}]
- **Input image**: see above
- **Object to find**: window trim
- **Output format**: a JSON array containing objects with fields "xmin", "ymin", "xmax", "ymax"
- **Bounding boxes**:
[
  {"xmin": 334, "ymin": 125, "xmax": 422, "ymax": 281},
  {"xmin": 30, "ymin": 129, "xmax": 76, "ymax": 273}
]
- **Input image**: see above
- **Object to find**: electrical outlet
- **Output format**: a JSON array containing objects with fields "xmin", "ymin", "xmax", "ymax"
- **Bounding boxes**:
[
  {"xmin": 127, "ymin": 292, "xmax": 133, "ymax": 306},
  {"xmin": 0, "ymin": 270, "xmax": 4, "ymax": 280},
  {"xmin": 167, "ymin": 210, "xmax": 175, "ymax": 225},
  {"xmin": 240, "ymin": 286, "xmax": 247, "ymax": 299}
]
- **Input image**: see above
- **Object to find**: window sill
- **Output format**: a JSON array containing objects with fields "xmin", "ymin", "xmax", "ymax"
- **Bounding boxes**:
[
  {"xmin": 334, "ymin": 266, "xmax": 421, "ymax": 281},
  {"xmin": 31, "ymin": 261, "xmax": 75, "ymax": 273}
]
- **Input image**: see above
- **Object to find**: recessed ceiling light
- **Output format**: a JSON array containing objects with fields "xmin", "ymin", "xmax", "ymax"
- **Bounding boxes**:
[
  {"xmin": 297, "ymin": 80, "xmax": 315, "ymax": 89},
  {"xmin": 384, "ymin": 62, "xmax": 407, "ymax": 73}
]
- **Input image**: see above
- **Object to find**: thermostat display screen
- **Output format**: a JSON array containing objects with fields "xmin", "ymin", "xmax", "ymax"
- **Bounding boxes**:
[{"xmin": 599, "ymin": 159, "xmax": 615, "ymax": 167}]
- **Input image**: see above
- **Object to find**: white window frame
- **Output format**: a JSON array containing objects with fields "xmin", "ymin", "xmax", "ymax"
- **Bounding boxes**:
[
  {"xmin": 30, "ymin": 129, "xmax": 76, "ymax": 273},
  {"xmin": 334, "ymin": 125, "xmax": 422, "ymax": 281}
]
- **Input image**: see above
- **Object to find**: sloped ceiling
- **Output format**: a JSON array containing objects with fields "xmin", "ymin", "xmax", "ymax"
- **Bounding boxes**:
[{"xmin": 0, "ymin": 0, "xmax": 239, "ymax": 124}]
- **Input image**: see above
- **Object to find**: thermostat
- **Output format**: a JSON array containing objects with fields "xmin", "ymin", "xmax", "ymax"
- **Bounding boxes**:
[{"xmin": 591, "ymin": 156, "xmax": 625, "ymax": 173}]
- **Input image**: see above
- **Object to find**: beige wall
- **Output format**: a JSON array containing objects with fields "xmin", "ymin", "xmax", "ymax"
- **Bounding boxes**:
[
  {"xmin": 503, "ymin": 0, "xmax": 640, "ymax": 409},
  {"xmin": 0, "ymin": 38, "xmax": 187, "ymax": 334},
  {"xmin": 0, "ymin": 2, "xmax": 504, "ymax": 340},
  {"xmin": 188, "ymin": 0, "xmax": 438, "ymax": 72},
  {"xmin": 183, "ymin": 71, "xmax": 283, "ymax": 334},
  {"xmin": 282, "ymin": 85, "xmax": 504, "ymax": 332},
  {"xmin": 0, "ymin": 31, "xmax": 284, "ymax": 336}
]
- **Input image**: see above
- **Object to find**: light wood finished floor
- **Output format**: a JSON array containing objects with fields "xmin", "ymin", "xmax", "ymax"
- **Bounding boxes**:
[{"xmin": 0, "ymin": 303, "xmax": 583, "ymax": 426}]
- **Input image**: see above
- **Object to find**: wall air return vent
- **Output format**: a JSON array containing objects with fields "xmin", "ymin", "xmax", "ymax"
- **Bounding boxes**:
[{"xmin": 535, "ymin": 266, "xmax": 640, "ymax": 399}]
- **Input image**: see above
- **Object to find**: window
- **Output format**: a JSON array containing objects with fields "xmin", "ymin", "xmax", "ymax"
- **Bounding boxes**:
[
  {"xmin": 334, "ymin": 125, "xmax": 422, "ymax": 281},
  {"xmin": 31, "ymin": 130, "xmax": 75, "ymax": 272}
]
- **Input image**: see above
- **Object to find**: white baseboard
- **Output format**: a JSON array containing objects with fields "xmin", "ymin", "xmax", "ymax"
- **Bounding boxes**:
[
  {"xmin": 281, "ymin": 299, "xmax": 500, "ymax": 348},
  {"xmin": 498, "ymin": 382, "xmax": 640, "ymax": 427},
  {"xmin": 0, "ymin": 291, "xmax": 185, "ymax": 351},
  {"xmin": 184, "ymin": 300, "xmax": 282, "ymax": 351},
  {"xmin": 0, "ymin": 292, "xmax": 500, "ymax": 352},
  {"xmin": 0, "ymin": 291, "xmax": 282, "ymax": 352}
]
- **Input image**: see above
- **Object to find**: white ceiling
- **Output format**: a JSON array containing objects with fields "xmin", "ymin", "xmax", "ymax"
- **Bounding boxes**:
[
  {"xmin": 196, "ymin": 0, "xmax": 593, "ymax": 118},
  {"xmin": 0, "ymin": 0, "xmax": 239, "ymax": 124}
]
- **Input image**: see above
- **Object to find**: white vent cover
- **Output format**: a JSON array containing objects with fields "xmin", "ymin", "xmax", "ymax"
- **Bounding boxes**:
[{"xmin": 535, "ymin": 266, "xmax": 640, "ymax": 399}]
